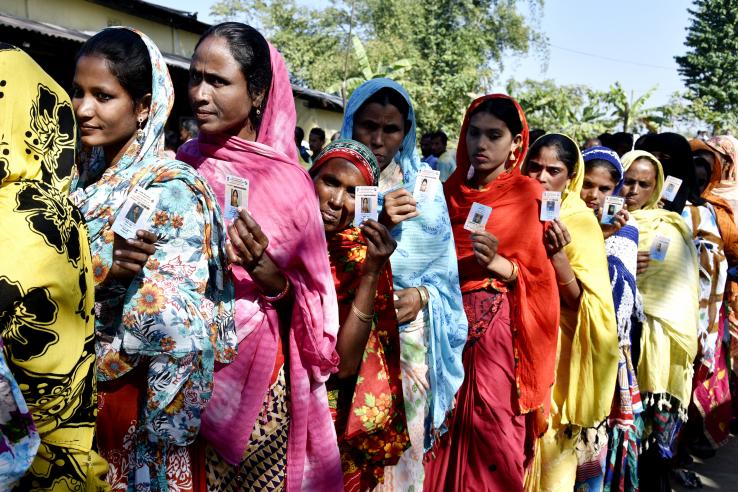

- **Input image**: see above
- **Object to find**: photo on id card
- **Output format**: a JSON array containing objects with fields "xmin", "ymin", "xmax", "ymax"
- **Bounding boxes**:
[
  {"xmin": 661, "ymin": 176, "xmax": 682, "ymax": 202},
  {"xmin": 355, "ymin": 186, "xmax": 379, "ymax": 225},
  {"xmin": 601, "ymin": 196, "xmax": 625, "ymax": 225},
  {"xmin": 413, "ymin": 169, "xmax": 440, "ymax": 204},
  {"xmin": 463, "ymin": 202, "xmax": 492, "ymax": 233},
  {"xmin": 650, "ymin": 235, "xmax": 671, "ymax": 261},
  {"xmin": 224, "ymin": 175, "xmax": 249, "ymax": 221},
  {"xmin": 540, "ymin": 191, "xmax": 561, "ymax": 221},
  {"xmin": 111, "ymin": 186, "xmax": 157, "ymax": 240}
]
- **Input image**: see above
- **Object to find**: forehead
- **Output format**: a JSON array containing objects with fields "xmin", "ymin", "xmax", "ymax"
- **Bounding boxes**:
[
  {"xmin": 626, "ymin": 158, "xmax": 657, "ymax": 178},
  {"xmin": 531, "ymin": 145, "xmax": 567, "ymax": 168},
  {"xmin": 584, "ymin": 165, "xmax": 617, "ymax": 185},
  {"xmin": 468, "ymin": 111, "xmax": 508, "ymax": 131},
  {"xmin": 74, "ymin": 55, "xmax": 120, "ymax": 85},
  {"xmin": 191, "ymin": 36, "xmax": 241, "ymax": 73},
  {"xmin": 355, "ymin": 102, "xmax": 404, "ymax": 123}
]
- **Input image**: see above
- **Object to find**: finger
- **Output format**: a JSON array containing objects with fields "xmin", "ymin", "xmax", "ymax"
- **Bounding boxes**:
[
  {"xmin": 114, "ymin": 249, "xmax": 150, "ymax": 265},
  {"xmin": 389, "ymin": 204, "xmax": 418, "ymax": 216},
  {"xmin": 113, "ymin": 260, "xmax": 143, "ymax": 274},
  {"xmin": 360, "ymin": 221, "xmax": 384, "ymax": 246},
  {"xmin": 228, "ymin": 224, "xmax": 252, "ymax": 262},
  {"xmin": 233, "ymin": 219, "xmax": 259, "ymax": 256},
  {"xmin": 127, "ymin": 238, "xmax": 156, "ymax": 255},
  {"xmin": 225, "ymin": 242, "xmax": 242, "ymax": 265},
  {"xmin": 240, "ymin": 210, "xmax": 269, "ymax": 247},
  {"xmin": 136, "ymin": 230, "xmax": 158, "ymax": 244}
]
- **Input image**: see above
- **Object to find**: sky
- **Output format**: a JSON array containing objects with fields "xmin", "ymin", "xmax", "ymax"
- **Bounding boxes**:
[{"xmin": 154, "ymin": 0, "xmax": 694, "ymax": 106}]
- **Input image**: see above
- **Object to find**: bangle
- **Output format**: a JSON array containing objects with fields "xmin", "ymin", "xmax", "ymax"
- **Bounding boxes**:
[
  {"xmin": 558, "ymin": 276, "xmax": 577, "ymax": 287},
  {"xmin": 351, "ymin": 303, "xmax": 374, "ymax": 323},
  {"xmin": 503, "ymin": 260, "xmax": 518, "ymax": 282},
  {"xmin": 260, "ymin": 278, "xmax": 290, "ymax": 302},
  {"xmin": 415, "ymin": 286, "xmax": 429, "ymax": 307}
]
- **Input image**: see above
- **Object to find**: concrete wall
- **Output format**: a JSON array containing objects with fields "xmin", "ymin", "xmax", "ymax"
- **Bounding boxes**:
[
  {"xmin": 1, "ymin": 0, "xmax": 201, "ymax": 57},
  {"xmin": 294, "ymin": 98, "xmax": 344, "ymax": 141}
]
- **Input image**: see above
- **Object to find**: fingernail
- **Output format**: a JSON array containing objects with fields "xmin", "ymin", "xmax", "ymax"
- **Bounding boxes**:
[{"xmin": 127, "ymin": 239, "xmax": 136, "ymax": 245}]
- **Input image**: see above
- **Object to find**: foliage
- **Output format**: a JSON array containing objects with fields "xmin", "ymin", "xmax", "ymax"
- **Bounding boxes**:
[
  {"xmin": 604, "ymin": 82, "xmax": 667, "ymax": 134},
  {"xmin": 675, "ymin": 0, "xmax": 738, "ymax": 133},
  {"xmin": 211, "ymin": 0, "xmax": 545, "ymax": 138}
]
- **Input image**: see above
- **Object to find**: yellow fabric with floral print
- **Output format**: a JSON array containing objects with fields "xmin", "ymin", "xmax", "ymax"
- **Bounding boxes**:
[{"xmin": 0, "ymin": 44, "xmax": 109, "ymax": 490}]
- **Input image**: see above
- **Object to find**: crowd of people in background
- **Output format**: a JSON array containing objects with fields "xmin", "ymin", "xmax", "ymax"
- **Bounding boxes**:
[{"xmin": 2, "ymin": 19, "xmax": 738, "ymax": 492}]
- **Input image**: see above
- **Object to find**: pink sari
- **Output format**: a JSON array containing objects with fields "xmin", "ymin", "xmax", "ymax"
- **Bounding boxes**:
[{"xmin": 177, "ymin": 44, "xmax": 342, "ymax": 491}]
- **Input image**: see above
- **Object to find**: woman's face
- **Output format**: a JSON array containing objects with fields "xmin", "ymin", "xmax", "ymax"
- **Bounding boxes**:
[
  {"xmin": 188, "ymin": 35, "xmax": 264, "ymax": 141},
  {"xmin": 580, "ymin": 165, "xmax": 618, "ymax": 214},
  {"xmin": 313, "ymin": 157, "xmax": 367, "ymax": 233},
  {"xmin": 525, "ymin": 145, "xmax": 571, "ymax": 192},
  {"xmin": 465, "ymin": 111, "xmax": 520, "ymax": 176},
  {"xmin": 352, "ymin": 102, "xmax": 405, "ymax": 170},
  {"xmin": 72, "ymin": 55, "xmax": 148, "ymax": 159},
  {"xmin": 621, "ymin": 158, "xmax": 658, "ymax": 211}
]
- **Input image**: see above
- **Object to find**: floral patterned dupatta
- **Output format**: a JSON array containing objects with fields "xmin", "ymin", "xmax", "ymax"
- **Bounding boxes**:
[{"xmin": 327, "ymin": 227, "xmax": 410, "ymax": 490}]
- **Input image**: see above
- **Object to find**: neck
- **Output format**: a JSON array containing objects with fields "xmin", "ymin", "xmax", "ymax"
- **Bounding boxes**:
[
  {"xmin": 236, "ymin": 120, "xmax": 257, "ymax": 142},
  {"xmin": 469, "ymin": 161, "xmax": 507, "ymax": 189},
  {"xmin": 103, "ymin": 134, "xmax": 137, "ymax": 169}
]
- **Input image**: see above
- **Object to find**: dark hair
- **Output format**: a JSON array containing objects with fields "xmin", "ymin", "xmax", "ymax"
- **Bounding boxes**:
[
  {"xmin": 584, "ymin": 158, "xmax": 620, "ymax": 184},
  {"xmin": 433, "ymin": 130, "xmax": 448, "ymax": 145},
  {"xmin": 164, "ymin": 130, "xmax": 178, "ymax": 150},
  {"xmin": 598, "ymin": 132, "xmax": 613, "ymax": 148},
  {"xmin": 180, "ymin": 117, "xmax": 199, "ymax": 137},
  {"xmin": 635, "ymin": 132, "xmax": 704, "ymax": 211},
  {"xmin": 197, "ymin": 22, "xmax": 272, "ymax": 131},
  {"xmin": 529, "ymin": 128, "xmax": 546, "ymax": 144},
  {"xmin": 469, "ymin": 98, "xmax": 523, "ymax": 138},
  {"xmin": 310, "ymin": 127, "xmax": 326, "ymax": 140},
  {"xmin": 357, "ymin": 87, "xmax": 411, "ymax": 134},
  {"xmin": 295, "ymin": 126, "xmax": 305, "ymax": 141},
  {"xmin": 526, "ymin": 134, "xmax": 579, "ymax": 177},
  {"xmin": 76, "ymin": 28, "xmax": 152, "ymax": 104},
  {"xmin": 421, "ymin": 132, "xmax": 433, "ymax": 141}
]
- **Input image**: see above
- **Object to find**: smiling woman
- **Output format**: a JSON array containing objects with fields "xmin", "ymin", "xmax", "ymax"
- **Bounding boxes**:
[{"xmin": 70, "ymin": 27, "xmax": 234, "ymax": 492}]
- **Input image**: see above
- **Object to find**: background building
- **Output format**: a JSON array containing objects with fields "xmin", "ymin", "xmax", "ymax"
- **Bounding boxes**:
[{"xmin": 0, "ymin": 0, "xmax": 343, "ymax": 138}]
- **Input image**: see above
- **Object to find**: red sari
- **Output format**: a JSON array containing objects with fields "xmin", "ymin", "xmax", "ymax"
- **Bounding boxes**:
[
  {"xmin": 424, "ymin": 94, "xmax": 560, "ymax": 491},
  {"xmin": 326, "ymin": 227, "xmax": 410, "ymax": 491}
]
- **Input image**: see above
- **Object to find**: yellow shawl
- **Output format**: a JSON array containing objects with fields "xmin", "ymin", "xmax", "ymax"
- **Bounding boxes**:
[
  {"xmin": 551, "ymin": 135, "xmax": 619, "ymax": 428},
  {"xmin": 621, "ymin": 150, "xmax": 699, "ymax": 412},
  {"xmin": 0, "ymin": 45, "xmax": 107, "ymax": 488}
]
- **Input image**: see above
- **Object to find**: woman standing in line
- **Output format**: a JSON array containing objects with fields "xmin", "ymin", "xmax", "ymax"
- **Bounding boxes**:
[
  {"xmin": 71, "ymin": 27, "xmax": 233, "ymax": 491},
  {"xmin": 177, "ymin": 23, "xmax": 343, "ymax": 491},
  {"xmin": 619, "ymin": 150, "xmax": 699, "ymax": 491},
  {"xmin": 310, "ymin": 139, "xmax": 410, "ymax": 491},
  {"xmin": 0, "ymin": 43, "xmax": 107, "ymax": 491},
  {"xmin": 340, "ymin": 79, "xmax": 468, "ymax": 491},
  {"xmin": 423, "ymin": 94, "xmax": 560, "ymax": 491},
  {"xmin": 522, "ymin": 134, "xmax": 619, "ymax": 492}
]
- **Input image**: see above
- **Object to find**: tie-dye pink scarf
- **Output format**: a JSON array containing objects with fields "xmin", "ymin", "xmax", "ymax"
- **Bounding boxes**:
[{"xmin": 177, "ymin": 44, "xmax": 342, "ymax": 491}]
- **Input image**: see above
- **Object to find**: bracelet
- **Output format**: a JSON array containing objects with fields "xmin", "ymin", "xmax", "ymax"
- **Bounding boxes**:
[
  {"xmin": 557, "ymin": 276, "xmax": 577, "ymax": 287},
  {"xmin": 415, "ymin": 286, "xmax": 429, "ymax": 307},
  {"xmin": 503, "ymin": 260, "xmax": 519, "ymax": 282},
  {"xmin": 351, "ymin": 303, "xmax": 374, "ymax": 323},
  {"xmin": 260, "ymin": 278, "xmax": 290, "ymax": 303}
]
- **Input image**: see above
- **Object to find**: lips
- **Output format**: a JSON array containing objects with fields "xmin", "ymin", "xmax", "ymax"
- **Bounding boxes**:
[
  {"xmin": 472, "ymin": 153, "xmax": 489, "ymax": 163},
  {"xmin": 321, "ymin": 209, "xmax": 339, "ymax": 224},
  {"xmin": 194, "ymin": 110, "xmax": 216, "ymax": 120}
]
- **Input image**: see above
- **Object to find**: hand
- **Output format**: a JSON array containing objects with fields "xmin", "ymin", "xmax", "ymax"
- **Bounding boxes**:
[
  {"xmin": 394, "ymin": 287, "xmax": 423, "ymax": 325},
  {"xmin": 636, "ymin": 251, "xmax": 650, "ymax": 275},
  {"xmin": 471, "ymin": 231, "xmax": 499, "ymax": 270},
  {"xmin": 379, "ymin": 188, "xmax": 419, "ymax": 229},
  {"xmin": 109, "ymin": 230, "xmax": 158, "ymax": 283},
  {"xmin": 601, "ymin": 208, "xmax": 630, "ymax": 239},
  {"xmin": 226, "ymin": 209, "xmax": 270, "ymax": 272},
  {"xmin": 361, "ymin": 219, "xmax": 397, "ymax": 274},
  {"xmin": 226, "ymin": 209, "xmax": 286, "ymax": 296},
  {"xmin": 544, "ymin": 219, "xmax": 571, "ymax": 257}
]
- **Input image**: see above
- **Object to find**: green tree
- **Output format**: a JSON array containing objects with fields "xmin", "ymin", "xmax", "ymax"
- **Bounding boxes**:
[
  {"xmin": 507, "ymin": 79, "xmax": 614, "ymax": 143},
  {"xmin": 605, "ymin": 82, "xmax": 666, "ymax": 133},
  {"xmin": 211, "ymin": 0, "xmax": 544, "ymax": 138},
  {"xmin": 675, "ymin": 0, "xmax": 738, "ymax": 132}
]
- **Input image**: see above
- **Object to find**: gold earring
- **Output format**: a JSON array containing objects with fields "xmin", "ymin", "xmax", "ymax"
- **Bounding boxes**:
[{"xmin": 135, "ymin": 116, "xmax": 145, "ymax": 143}]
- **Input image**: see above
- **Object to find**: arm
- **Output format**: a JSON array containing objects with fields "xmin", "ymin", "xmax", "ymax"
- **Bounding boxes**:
[
  {"xmin": 470, "ymin": 231, "xmax": 518, "ymax": 282},
  {"xmin": 335, "ymin": 220, "xmax": 396, "ymax": 378},
  {"xmin": 545, "ymin": 219, "xmax": 581, "ymax": 307}
]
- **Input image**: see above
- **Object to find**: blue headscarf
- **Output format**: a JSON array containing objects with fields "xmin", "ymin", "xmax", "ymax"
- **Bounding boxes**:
[
  {"xmin": 341, "ymin": 79, "xmax": 468, "ymax": 449},
  {"xmin": 583, "ymin": 145, "xmax": 625, "ymax": 194}
]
